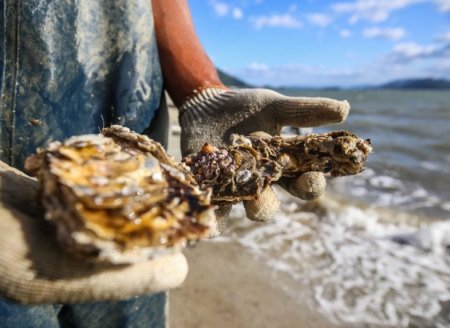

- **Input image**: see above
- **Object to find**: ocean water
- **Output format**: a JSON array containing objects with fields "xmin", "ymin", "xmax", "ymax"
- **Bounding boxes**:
[
  {"xmin": 288, "ymin": 89, "xmax": 450, "ymax": 220},
  {"xmin": 224, "ymin": 90, "xmax": 450, "ymax": 327}
]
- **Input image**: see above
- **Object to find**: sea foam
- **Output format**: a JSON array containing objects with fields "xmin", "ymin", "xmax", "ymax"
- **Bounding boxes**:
[{"xmin": 223, "ymin": 188, "xmax": 450, "ymax": 327}]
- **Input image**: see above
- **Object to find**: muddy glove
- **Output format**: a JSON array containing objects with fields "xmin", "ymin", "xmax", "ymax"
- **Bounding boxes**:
[
  {"xmin": 0, "ymin": 161, "xmax": 188, "ymax": 304},
  {"xmin": 179, "ymin": 87, "xmax": 349, "ymax": 224}
]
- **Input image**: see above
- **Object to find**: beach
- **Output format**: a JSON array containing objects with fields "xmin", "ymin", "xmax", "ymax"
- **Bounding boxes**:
[
  {"xmin": 170, "ymin": 241, "xmax": 344, "ymax": 328},
  {"xmin": 166, "ymin": 90, "xmax": 450, "ymax": 328},
  {"xmin": 167, "ymin": 104, "xmax": 343, "ymax": 328}
]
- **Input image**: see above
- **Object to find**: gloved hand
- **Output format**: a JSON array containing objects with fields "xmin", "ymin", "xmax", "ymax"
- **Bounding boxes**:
[
  {"xmin": 179, "ymin": 87, "xmax": 349, "ymax": 225},
  {"xmin": 0, "ymin": 161, "xmax": 188, "ymax": 304}
]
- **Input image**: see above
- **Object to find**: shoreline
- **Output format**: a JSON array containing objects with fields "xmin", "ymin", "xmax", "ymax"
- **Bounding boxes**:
[{"xmin": 166, "ymin": 94, "xmax": 450, "ymax": 328}]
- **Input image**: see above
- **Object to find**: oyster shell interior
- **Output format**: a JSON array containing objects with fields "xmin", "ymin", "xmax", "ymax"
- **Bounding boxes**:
[{"xmin": 25, "ymin": 134, "xmax": 215, "ymax": 264}]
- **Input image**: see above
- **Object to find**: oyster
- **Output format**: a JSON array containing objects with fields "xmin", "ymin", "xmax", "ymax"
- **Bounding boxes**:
[
  {"xmin": 183, "ymin": 131, "xmax": 372, "ymax": 203},
  {"xmin": 25, "ymin": 134, "xmax": 215, "ymax": 264},
  {"xmin": 26, "ymin": 126, "xmax": 371, "ymax": 264}
]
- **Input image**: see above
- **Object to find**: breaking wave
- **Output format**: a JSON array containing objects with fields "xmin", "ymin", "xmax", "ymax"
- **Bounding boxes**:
[{"xmin": 223, "ymin": 188, "xmax": 450, "ymax": 327}]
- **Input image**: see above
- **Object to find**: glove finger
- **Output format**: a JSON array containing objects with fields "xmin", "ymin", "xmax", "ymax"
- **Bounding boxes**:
[
  {"xmin": 279, "ymin": 172, "xmax": 326, "ymax": 201},
  {"xmin": 213, "ymin": 204, "xmax": 232, "ymax": 236},
  {"xmin": 271, "ymin": 95, "xmax": 350, "ymax": 128},
  {"xmin": 243, "ymin": 187, "xmax": 280, "ymax": 222}
]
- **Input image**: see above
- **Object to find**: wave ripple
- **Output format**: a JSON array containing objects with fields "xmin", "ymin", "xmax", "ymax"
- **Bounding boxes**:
[{"xmin": 225, "ymin": 190, "xmax": 450, "ymax": 327}]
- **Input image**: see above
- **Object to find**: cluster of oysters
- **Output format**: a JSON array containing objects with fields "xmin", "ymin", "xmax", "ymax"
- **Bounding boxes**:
[
  {"xmin": 26, "ymin": 125, "xmax": 372, "ymax": 264},
  {"xmin": 184, "ymin": 131, "xmax": 372, "ymax": 204}
]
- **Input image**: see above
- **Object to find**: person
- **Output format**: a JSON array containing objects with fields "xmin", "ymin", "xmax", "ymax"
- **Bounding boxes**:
[{"xmin": 0, "ymin": 0, "xmax": 349, "ymax": 326}]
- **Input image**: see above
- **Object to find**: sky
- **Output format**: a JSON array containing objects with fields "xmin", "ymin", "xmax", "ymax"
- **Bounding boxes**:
[{"xmin": 188, "ymin": 0, "xmax": 450, "ymax": 87}]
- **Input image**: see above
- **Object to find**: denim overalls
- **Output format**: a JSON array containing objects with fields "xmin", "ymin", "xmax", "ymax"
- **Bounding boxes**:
[{"xmin": 0, "ymin": 0, "xmax": 168, "ymax": 326}]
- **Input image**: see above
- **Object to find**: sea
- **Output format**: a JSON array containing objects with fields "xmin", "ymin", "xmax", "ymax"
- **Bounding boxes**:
[{"xmin": 223, "ymin": 89, "xmax": 450, "ymax": 328}]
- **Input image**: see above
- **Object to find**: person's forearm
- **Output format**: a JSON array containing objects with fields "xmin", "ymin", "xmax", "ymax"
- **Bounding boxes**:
[{"xmin": 151, "ymin": 0, "xmax": 227, "ymax": 107}]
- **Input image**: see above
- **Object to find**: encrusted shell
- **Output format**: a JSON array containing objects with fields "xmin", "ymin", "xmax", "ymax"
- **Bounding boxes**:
[{"xmin": 183, "ymin": 131, "xmax": 372, "ymax": 204}]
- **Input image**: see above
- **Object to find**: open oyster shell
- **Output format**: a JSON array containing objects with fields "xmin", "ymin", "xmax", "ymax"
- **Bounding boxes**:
[{"xmin": 25, "ymin": 134, "xmax": 215, "ymax": 264}]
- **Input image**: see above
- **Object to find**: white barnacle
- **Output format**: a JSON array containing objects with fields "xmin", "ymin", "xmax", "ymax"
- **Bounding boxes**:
[
  {"xmin": 277, "ymin": 153, "xmax": 291, "ymax": 169},
  {"xmin": 235, "ymin": 169, "xmax": 252, "ymax": 184}
]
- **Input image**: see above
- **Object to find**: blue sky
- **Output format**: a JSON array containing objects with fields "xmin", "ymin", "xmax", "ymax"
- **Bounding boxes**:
[{"xmin": 189, "ymin": 0, "xmax": 450, "ymax": 87}]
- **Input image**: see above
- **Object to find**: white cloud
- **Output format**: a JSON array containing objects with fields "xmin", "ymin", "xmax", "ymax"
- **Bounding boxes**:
[
  {"xmin": 250, "ymin": 14, "xmax": 303, "ymax": 29},
  {"xmin": 307, "ymin": 13, "xmax": 334, "ymax": 27},
  {"xmin": 332, "ymin": 0, "xmax": 424, "ymax": 23},
  {"xmin": 233, "ymin": 50, "xmax": 448, "ymax": 86},
  {"xmin": 209, "ymin": 1, "xmax": 244, "ymax": 20},
  {"xmin": 331, "ymin": 0, "xmax": 450, "ymax": 23},
  {"xmin": 363, "ymin": 27, "xmax": 406, "ymax": 40},
  {"xmin": 387, "ymin": 41, "xmax": 450, "ymax": 62},
  {"xmin": 428, "ymin": 61, "xmax": 450, "ymax": 76},
  {"xmin": 210, "ymin": 0, "xmax": 230, "ymax": 17},
  {"xmin": 434, "ymin": 0, "xmax": 450, "ymax": 11},
  {"xmin": 340, "ymin": 29, "xmax": 353, "ymax": 38},
  {"xmin": 239, "ymin": 62, "xmax": 364, "ymax": 87},
  {"xmin": 437, "ymin": 31, "xmax": 450, "ymax": 42},
  {"xmin": 248, "ymin": 62, "xmax": 270, "ymax": 71},
  {"xmin": 394, "ymin": 42, "xmax": 437, "ymax": 57},
  {"xmin": 232, "ymin": 7, "xmax": 244, "ymax": 19}
]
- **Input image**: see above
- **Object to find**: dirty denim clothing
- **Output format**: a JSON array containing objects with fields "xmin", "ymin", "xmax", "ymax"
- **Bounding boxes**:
[
  {"xmin": 0, "ymin": 294, "xmax": 167, "ymax": 328},
  {"xmin": 0, "ymin": 0, "xmax": 164, "ymax": 169},
  {"xmin": 0, "ymin": 0, "xmax": 167, "ymax": 327}
]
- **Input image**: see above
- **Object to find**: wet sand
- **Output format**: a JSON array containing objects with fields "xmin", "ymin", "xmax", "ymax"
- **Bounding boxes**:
[{"xmin": 169, "ymin": 241, "xmax": 344, "ymax": 328}]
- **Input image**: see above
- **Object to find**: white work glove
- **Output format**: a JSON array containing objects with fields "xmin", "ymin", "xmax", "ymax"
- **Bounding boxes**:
[
  {"xmin": 0, "ymin": 161, "xmax": 188, "ymax": 304},
  {"xmin": 179, "ymin": 88, "xmax": 349, "ymax": 225}
]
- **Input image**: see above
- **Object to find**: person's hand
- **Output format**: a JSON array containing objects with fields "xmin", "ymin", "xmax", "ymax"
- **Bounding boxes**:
[
  {"xmin": 179, "ymin": 88, "xmax": 349, "ymax": 225},
  {"xmin": 0, "ymin": 161, "xmax": 188, "ymax": 304}
]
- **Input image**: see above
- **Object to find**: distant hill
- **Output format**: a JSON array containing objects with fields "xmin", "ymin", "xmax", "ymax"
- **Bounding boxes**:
[
  {"xmin": 216, "ymin": 71, "xmax": 450, "ymax": 90},
  {"xmin": 379, "ymin": 78, "xmax": 450, "ymax": 89},
  {"xmin": 217, "ymin": 69, "xmax": 250, "ymax": 88},
  {"xmin": 274, "ymin": 86, "xmax": 341, "ymax": 91}
]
